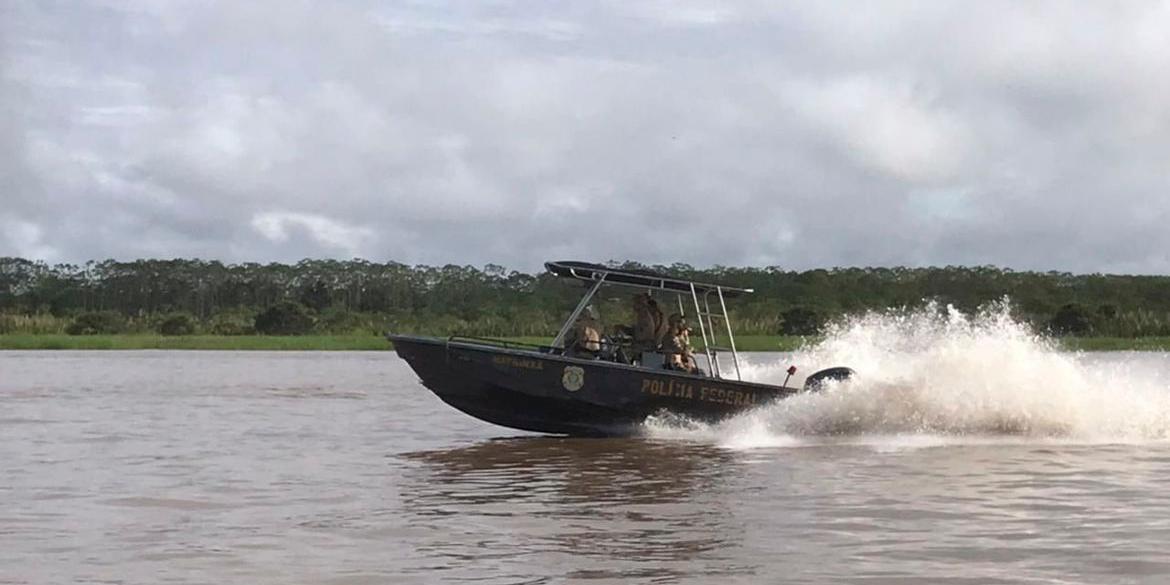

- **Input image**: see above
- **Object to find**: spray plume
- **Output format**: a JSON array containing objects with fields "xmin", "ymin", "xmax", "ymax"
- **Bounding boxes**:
[{"xmin": 645, "ymin": 301, "xmax": 1170, "ymax": 447}]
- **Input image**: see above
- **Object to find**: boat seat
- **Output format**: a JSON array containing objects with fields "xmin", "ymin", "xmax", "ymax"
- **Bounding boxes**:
[{"xmin": 639, "ymin": 351, "xmax": 666, "ymax": 369}]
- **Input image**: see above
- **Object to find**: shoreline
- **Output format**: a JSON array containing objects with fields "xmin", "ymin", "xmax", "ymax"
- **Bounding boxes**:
[{"xmin": 1, "ymin": 334, "xmax": 1168, "ymax": 351}]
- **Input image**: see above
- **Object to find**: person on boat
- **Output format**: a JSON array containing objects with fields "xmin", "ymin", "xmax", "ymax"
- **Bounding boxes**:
[
  {"xmin": 632, "ymin": 293, "xmax": 664, "ymax": 353},
  {"xmin": 648, "ymin": 297, "xmax": 669, "ymax": 347},
  {"xmin": 565, "ymin": 305, "xmax": 603, "ymax": 358},
  {"xmin": 606, "ymin": 322, "xmax": 636, "ymax": 364},
  {"xmin": 663, "ymin": 313, "xmax": 699, "ymax": 374}
]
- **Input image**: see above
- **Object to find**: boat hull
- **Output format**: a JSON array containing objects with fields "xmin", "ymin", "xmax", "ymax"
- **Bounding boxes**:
[{"xmin": 389, "ymin": 334, "xmax": 800, "ymax": 436}]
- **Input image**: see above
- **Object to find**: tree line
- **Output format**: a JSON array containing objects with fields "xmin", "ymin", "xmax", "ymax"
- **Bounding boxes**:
[{"xmin": 2, "ymin": 257, "xmax": 1169, "ymax": 337}]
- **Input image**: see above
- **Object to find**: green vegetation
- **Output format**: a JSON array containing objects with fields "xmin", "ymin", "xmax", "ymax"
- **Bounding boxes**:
[
  {"xmin": 253, "ymin": 301, "xmax": 315, "ymax": 335},
  {"xmin": 3, "ymin": 257, "xmax": 1170, "ymax": 351},
  {"xmin": 1049, "ymin": 303, "xmax": 1093, "ymax": 336},
  {"xmin": 779, "ymin": 307, "xmax": 825, "ymax": 336},
  {"xmin": 157, "ymin": 313, "xmax": 197, "ymax": 336},
  {"xmin": 1058, "ymin": 337, "xmax": 1170, "ymax": 352},
  {"xmin": 64, "ymin": 311, "xmax": 125, "ymax": 335},
  {"xmin": 0, "ymin": 334, "xmax": 392, "ymax": 351}
]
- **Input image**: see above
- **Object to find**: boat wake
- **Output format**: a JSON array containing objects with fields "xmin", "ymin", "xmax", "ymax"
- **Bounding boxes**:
[{"xmin": 644, "ymin": 301, "xmax": 1170, "ymax": 448}]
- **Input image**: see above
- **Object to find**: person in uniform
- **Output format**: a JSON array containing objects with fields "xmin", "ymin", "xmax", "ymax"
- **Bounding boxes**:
[
  {"xmin": 647, "ymin": 297, "xmax": 668, "ymax": 348},
  {"xmin": 565, "ymin": 305, "xmax": 603, "ymax": 358},
  {"xmin": 632, "ymin": 293, "xmax": 662, "ymax": 353},
  {"xmin": 662, "ymin": 313, "xmax": 698, "ymax": 373}
]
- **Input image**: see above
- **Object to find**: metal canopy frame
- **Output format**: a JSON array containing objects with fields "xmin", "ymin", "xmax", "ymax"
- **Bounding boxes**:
[
  {"xmin": 551, "ymin": 274, "xmax": 606, "ymax": 349},
  {"xmin": 544, "ymin": 261, "xmax": 753, "ymax": 297},
  {"xmin": 548, "ymin": 261, "xmax": 746, "ymax": 381}
]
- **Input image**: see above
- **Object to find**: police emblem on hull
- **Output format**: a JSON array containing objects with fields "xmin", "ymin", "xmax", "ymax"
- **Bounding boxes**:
[{"xmin": 561, "ymin": 366, "xmax": 585, "ymax": 392}]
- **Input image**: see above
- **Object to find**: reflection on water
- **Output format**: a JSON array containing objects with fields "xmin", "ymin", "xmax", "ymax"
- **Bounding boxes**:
[
  {"xmin": 404, "ymin": 438, "xmax": 734, "ymax": 504},
  {"xmin": 400, "ymin": 438, "xmax": 753, "ymax": 581}
]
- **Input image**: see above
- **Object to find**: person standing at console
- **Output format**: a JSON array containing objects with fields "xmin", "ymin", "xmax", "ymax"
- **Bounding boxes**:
[{"xmin": 632, "ymin": 293, "xmax": 664, "ymax": 353}]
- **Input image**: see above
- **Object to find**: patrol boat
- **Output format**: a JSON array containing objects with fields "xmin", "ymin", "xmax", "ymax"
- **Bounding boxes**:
[{"xmin": 388, "ymin": 261, "xmax": 853, "ymax": 436}]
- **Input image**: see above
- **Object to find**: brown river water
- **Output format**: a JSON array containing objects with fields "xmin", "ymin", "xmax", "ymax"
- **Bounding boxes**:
[{"xmin": 3, "ymin": 349, "xmax": 1170, "ymax": 584}]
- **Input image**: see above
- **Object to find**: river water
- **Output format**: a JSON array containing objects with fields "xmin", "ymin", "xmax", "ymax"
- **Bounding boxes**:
[{"xmin": 3, "ymin": 345, "xmax": 1170, "ymax": 584}]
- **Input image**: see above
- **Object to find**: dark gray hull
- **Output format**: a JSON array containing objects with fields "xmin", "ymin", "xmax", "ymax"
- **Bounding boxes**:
[{"xmin": 389, "ymin": 334, "xmax": 800, "ymax": 436}]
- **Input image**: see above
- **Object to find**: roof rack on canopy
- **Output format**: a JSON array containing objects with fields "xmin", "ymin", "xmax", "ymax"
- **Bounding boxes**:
[{"xmin": 544, "ymin": 261, "xmax": 753, "ymax": 298}]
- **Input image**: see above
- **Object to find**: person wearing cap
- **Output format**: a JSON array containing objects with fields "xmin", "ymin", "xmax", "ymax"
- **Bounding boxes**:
[{"xmin": 662, "ymin": 313, "xmax": 698, "ymax": 373}]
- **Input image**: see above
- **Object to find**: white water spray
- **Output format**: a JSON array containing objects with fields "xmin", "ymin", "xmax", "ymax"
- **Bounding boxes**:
[{"xmin": 645, "ymin": 301, "xmax": 1170, "ymax": 447}]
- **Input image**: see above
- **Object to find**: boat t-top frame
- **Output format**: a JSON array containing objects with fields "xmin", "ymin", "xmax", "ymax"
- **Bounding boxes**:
[{"xmin": 545, "ymin": 261, "xmax": 753, "ymax": 381}]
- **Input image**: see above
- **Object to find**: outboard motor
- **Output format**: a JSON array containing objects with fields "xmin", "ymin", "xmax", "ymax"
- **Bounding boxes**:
[{"xmin": 803, "ymin": 366, "xmax": 856, "ymax": 392}]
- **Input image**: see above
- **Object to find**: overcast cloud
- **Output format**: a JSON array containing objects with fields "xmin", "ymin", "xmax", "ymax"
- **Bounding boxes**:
[{"xmin": 3, "ymin": 1, "xmax": 1170, "ymax": 272}]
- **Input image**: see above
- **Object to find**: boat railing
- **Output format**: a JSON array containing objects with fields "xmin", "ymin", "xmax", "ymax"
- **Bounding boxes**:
[
  {"xmin": 447, "ymin": 336, "xmax": 560, "ymax": 353},
  {"xmin": 447, "ymin": 335, "xmax": 714, "ymax": 377}
]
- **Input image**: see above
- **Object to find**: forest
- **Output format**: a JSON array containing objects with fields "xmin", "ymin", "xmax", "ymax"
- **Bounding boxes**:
[{"xmin": 2, "ymin": 257, "xmax": 1170, "ymax": 338}]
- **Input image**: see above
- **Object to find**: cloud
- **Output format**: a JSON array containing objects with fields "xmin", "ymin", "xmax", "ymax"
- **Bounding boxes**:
[
  {"xmin": 3, "ymin": 1, "xmax": 1170, "ymax": 273},
  {"xmin": 784, "ymin": 74, "xmax": 972, "ymax": 183},
  {"xmin": 251, "ymin": 211, "xmax": 375, "ymax": 258},
  {"xmin": 0, "ymin": 217, "xmax": 57, "ymax": 261}
]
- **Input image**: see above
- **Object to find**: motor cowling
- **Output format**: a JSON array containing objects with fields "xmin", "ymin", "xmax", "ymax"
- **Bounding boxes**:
[{"xmin": 803, "ymin": 366, "xmax": 856, "ymax": 392}]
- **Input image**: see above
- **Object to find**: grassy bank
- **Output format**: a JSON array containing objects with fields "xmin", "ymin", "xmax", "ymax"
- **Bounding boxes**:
[
  {"xmin": 3, "ymin": 334, "xmax": 1169, "ymax": 351},
  {"xmin": 0, "ymin": 334, "xmax": 392, "ymax": 351},
  {"xmin": 1059, "ymin": 337, "xmax": 1170, "ymax": 351}
]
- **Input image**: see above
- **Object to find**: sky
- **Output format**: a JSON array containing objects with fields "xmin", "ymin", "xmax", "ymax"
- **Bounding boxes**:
[{"xmin": 3, "ymin": 1, "xmax": 1170, "ymax": 273}]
